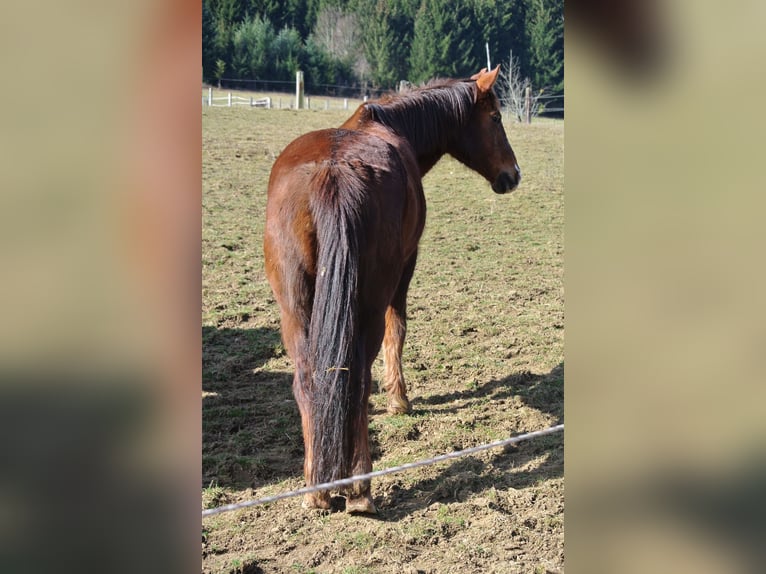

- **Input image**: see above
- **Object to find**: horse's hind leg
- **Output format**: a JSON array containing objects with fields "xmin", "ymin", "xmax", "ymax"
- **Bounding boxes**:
[
  {"xmin": 345, "ymin": 365, "xmax": 376, "ymax": 514},
  {"xmin": 293, "ymin": 369, "xmax": 332, "ymax": 510},
  {"xmin": 345, "ymin": 304, "xmax": 390, "ymax": 514},
  {"xmin": 264, "ymin": 238, "xmax": 330, "ymax": 510},
  {"xmin": 275, "ymin": 309, "xmax": 331, "ymax": 511},
  {"xmin": 345, "ymin": 344, "xmax": 377, "ymax": 514},
  {"xmin": 382, "ymin": 252, "xmax": 418, "ymax": 415}
]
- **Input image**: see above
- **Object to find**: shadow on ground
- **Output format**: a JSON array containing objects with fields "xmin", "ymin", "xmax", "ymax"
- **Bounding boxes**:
[
  {"xmin": 203, "ymin": 323, "xmax": 563, "ymax": 522},
  {"xmin": 202, "ymin": 326, "xmax": 283, "ymax": 390},
  {"xmin": 413, "ymin": 362, "xmax": 564, "ymax": 423},
  {"xmin": 202, "ymin": 325, "xmax": 303, "ymax": 488},
  {"xmin": 375, "ymin": 362, "xmax": 564, "ymax": 520}
]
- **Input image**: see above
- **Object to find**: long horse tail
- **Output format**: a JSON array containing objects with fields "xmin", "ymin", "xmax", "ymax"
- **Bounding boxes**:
[{"xmin": 307, "ymin": 164, "xmax": 365, "ymax": 486}]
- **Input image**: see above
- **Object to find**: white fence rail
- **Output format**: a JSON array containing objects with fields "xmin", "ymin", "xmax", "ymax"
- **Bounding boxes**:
[
  {"xmin": 203, "ymin": 88, "xmax": 356, "ymax": 111},
  {"xmin": 202, "ymin": 85, "xmax": 562, "ymax": 115},
  {"xmin": 204, "ymin": 90, "xmax": 271, "ymax": 109}
]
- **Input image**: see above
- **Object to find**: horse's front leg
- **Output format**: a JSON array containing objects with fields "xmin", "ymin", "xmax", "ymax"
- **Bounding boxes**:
[{"xmin": 382, "ymin": 253, "xmax": 417, "ymax": 415}]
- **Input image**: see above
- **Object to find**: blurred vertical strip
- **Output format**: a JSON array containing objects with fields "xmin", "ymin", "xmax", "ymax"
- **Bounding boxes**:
[
  {"xmin": 125, "ymin": 0, "xmax": 202, "ymax": 569},
  {"xmin": 0, "ymin": 0, "xmax": 200, "ymax": 572},
  {"xmin": 565, "ymin": 0, "xmax": 667, "ymax": 76},
  {"xmin": 567, "ymin": 1, "xmax": 766, "ymax": 573}
]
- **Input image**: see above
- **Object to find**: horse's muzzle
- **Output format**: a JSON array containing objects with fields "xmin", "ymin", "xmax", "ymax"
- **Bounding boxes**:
[{"xmin": 492, "ymin": 165, "xmax": 521, "ymax": 194}]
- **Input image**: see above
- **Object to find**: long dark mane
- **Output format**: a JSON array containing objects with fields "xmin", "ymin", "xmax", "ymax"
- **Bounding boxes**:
[{"xmin": 361, "ymin": 79, "xmax": 477, "ymax": 158}]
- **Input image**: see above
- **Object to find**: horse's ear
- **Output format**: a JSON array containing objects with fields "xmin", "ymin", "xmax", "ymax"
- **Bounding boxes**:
[
  {"xmin": 470, "ymin": 68, "xmax": 487, "ymax": 80},
  {"xmin": 476, "ymin": 65, "xmax": 501, "ymax": 93}
]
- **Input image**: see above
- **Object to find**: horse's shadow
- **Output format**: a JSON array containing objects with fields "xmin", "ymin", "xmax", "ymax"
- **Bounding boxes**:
[
  {"xmin": 202, "ymin": 325, "xmax": 305, "ymax": 489},
  {"xmin": 372, "ymin": 362, "xmax": 564, "ymax": 520},
  {"xmin": 412, "ymin": 362, "xmax": 563, "ymax": 423},
  {"xmin": 202, "ymin": 325, "xmax": 283, "ymax": 386}
]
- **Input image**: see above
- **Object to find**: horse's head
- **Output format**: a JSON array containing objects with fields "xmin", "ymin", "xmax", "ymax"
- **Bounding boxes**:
[{"xmin": 451, "ymin": 66, "xmax": 521, "ymax": 194}]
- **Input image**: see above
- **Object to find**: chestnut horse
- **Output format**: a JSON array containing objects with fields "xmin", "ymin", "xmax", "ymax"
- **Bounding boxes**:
[{"xmin": 264, "ymin": 67, "xmax": 520, "ymax": 514}]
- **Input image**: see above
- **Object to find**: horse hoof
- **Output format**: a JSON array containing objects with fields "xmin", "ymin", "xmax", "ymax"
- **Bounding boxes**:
[
  {"xmin": 387, "ymin": 396, "xmax": 412, "ymax": 415},
  {"xmin": 301, "ymin": 492, "xmax": 331, "ymax": 510},
  {"xmin": 346, "ymin": 494, "xmax": 377, "ymax": 514}
]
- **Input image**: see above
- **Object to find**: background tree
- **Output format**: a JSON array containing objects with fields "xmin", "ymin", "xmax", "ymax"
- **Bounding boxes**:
[
  {"xmin": 311, "ymin": 5, "xmax": 363, "ymax": 74},
  {"xmin": 495, "ymin": 50, "xmax": 543, "ymax": 122},
  {"xmin": 355, "ymin": 0, "xmax": 415, "ymax": 88},
  {"xmin": 409, "ymin": 0, "xmax": 453, "ymax": 82},
  {"xmin": 202, "ymin": 2, "xmax": 217, "ymax": 82},
  {"xmin": 300, "ymin": 37, "xmax": 326, "ymax": 85},
  {"xmin": 525, "ymin": 0, "xmax": 563, "ymax": 92},
  {"xmin": 272, "ymin": 26, "xmax": 303, "ymax": 80},
  {"xmin": 214, "ymin": 59, "xmax": 227, "ymax": 88},
  {"xmin": 479, "ymin": 0, "xmax": 529, "ymax": 80},
  {"xmin": 231, "ymin": 15, "xmax": 276, "ymax": 79},
  {"xmin": 201, "ymin": 0, "xmax": 564, "ymax": 106},
  {"xmin": 208, "ymin": 0, "xmax": 241, "ymax": 80}
]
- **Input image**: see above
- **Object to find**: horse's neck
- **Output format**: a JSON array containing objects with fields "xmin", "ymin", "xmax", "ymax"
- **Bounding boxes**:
[
  {"xmin": 343, "ymin": 102, "xmax": 457, "ymax": 177},
  {"xmin": 355, "ymin": 122, "xmax": 425, "ymax": 180},
  {"xmin": 415, "ymin": 153, "xmax": 444, "ymax": 177},
  {"xmin": 390, "ymin": 112, "xmax": 459, "ymax": 177},
  {"xmin": 376, "ymin": 120, "xmax": 451, "ymax": 178}
]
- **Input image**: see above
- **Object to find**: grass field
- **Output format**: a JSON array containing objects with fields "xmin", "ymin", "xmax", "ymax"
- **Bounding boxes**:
[{"xmin": 202, "ymin": 103, "xmax": 563, "ymax": 573}]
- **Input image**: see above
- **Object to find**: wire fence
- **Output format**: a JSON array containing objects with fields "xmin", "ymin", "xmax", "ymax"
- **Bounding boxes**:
[
  {"xmin": 203, "ymin": 88, "xmax": 362, "ymax": 111},
  {"xmin": 533, "ymin": 94, "xmax": 565, "ymax": 113},
  {"xmin": 206, "ymin": 93, "xmax": 273, "ymax": 108},
  {"xmin": 499, "ymin": 93, "xmax": 565, "ymax": 115},
  {"xmin": 215, "ymin": 77, "xmax": 388, "ymax": 99},
  {"xmin": 203, "ymin": 88, "xmax": 564, "ymax": 116},
  {"xmin": 202, "ymin": 78, "xmax": 564, "ymax": 117},
  {"xmin": 202, "ymin": 423, "xmax": 563, "ymax": 518}
]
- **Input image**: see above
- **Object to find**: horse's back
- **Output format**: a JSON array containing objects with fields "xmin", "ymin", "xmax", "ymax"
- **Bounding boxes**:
[
  {"xmin": 269, "ymin": 127, "xmax": 407, "ymax": 198},
  {"xmin": 267, "ymin": 127, "xmax": 414, "ymax": 254}
]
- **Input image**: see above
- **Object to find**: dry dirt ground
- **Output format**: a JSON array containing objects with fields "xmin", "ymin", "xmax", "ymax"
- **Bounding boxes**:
[{"xmin": 202, "ymin": 99, "xmax": 563, "ymax": 574}]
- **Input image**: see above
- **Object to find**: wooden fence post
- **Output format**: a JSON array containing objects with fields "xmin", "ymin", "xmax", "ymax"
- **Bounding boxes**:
[
  {"xmin": 343, "ymin": 98, "xmax": 348, "ymax": 110},
  {"xmin": 524, "ymin": 86, "xmax": 531, "ymax": 124},
  {"xmin": 208, "ymin": 86, "xmax": 212, "ymax": 106},
  {"xmin": 228, "ymin": 92, "xmax": 232, "ymax": 107},
  {"xmin": 295, "ymin": 71, "xmax": 304, "ymax": 110}
]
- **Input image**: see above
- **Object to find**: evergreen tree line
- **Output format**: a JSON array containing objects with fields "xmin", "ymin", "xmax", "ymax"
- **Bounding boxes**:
[{"xmin": 202, "ymin": 0, "xmax": 563, "ymax": 95}]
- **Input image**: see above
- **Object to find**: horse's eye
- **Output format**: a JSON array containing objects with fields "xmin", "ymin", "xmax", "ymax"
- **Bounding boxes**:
[{"xmin": 491, "ymin": 112, "xmax": 502, "ymax": 124}]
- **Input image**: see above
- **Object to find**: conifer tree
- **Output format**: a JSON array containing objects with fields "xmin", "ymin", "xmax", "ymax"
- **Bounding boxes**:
[
  {"xmin": 356, "ymin": 0, "xmax": 414, "ymax": 88},
  {"xmin": 410, "ymin": 0, "xmax": 453, "ymax": 82},
  {"xmin": 525, "ymin": 0, "xmax": 563, "ymax": 92}
]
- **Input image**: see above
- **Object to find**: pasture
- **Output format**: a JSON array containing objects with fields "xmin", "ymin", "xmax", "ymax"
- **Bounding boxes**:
[{"xmin": 202, "ymin": 102, "xmax": 563, "ymax": 573}]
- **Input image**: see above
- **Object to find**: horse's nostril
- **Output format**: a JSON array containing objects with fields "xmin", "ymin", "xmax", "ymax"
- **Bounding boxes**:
[{"xmin": 492, "ymin": 171, "xmax": 518, "ymax": 194}]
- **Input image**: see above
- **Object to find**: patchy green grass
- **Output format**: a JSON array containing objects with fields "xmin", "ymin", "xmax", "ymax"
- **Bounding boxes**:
[{"xmin": 202, "ymin": 104, "xmax": 563, "ymax": 573}]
